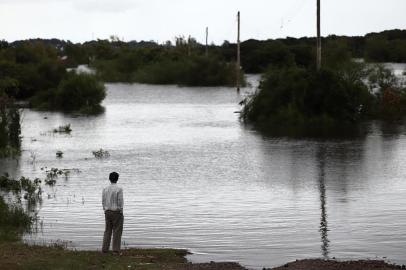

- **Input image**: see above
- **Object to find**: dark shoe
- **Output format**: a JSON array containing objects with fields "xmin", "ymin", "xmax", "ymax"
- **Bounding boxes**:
[{"xmin": 112, "ymin": 251, "xmax": 122, "ymax": 256}]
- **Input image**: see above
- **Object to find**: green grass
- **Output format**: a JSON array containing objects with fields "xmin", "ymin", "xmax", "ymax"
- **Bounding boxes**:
[{"xmin": 0, "ymin": 242, "xmax": 189, "ymax": 270}]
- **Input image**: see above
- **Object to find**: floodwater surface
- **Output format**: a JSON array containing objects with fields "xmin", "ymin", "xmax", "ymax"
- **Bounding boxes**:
[{"xmin": 1, "ymin": 70, "xmax": 406, "ymax": 269}]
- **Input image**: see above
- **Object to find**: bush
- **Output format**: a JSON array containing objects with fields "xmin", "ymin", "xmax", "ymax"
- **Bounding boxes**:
[
  {"xmin": 0, "ymin": 174, "xmax": 41, "ymax": 241},
  {"xmin": 32, "ymin": 72, "xmax": 106, "ymax": 113},
  {"xmin": 0, "ymin": 197, "xmax": 32, "ymax": 241},
  {"xmin": 241, "ymin": 65, "xmax": 374, "ymax": 134},
  {"xmin": 55, "ymin": 72, "xmax": 106, "ymax": 112}
]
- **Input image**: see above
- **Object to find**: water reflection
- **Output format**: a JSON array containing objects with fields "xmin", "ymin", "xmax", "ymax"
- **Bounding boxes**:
[{"xmin": 317, "ymin": 145, "xmax": 329, "ymax": 258}]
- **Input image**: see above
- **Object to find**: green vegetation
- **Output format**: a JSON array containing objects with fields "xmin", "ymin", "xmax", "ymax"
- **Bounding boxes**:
[
  {"xmin": 56, "ymin": 150, "xmax": 63, "ymax": 158},
  {"xmin": 31, "ymin": 72, "xmax": 106, "ymax": 113},
  {"xmin": 53, "ymin": 124, "xmax": 72, "ymax": 134},
  {"xmin": 241, "ymin": 43, "xmax": 406, "ymax": 135},
  {"xmin": 0, "ymin": 174, "xmax": 41, "ymax": 241},
  {"xmin": 0, "ymin": 41, "xmax": 105, "ymax": 113},
  {"xmin": 0, "ymin": 198, "xmax": 32, "ymax": 242},
  {"xmin": 42, "ymin": 167, "xmax": 78, "ymax": 185},
  {"xmin": 0, "ymin": 242, "xmax": 191, "ymax": 270},
  {"xmin": 364, "ymin": 30, "xmax": 406, "ymax": 62},
  {"xmin": 238, "ymin": 29, "xmax": 406, "ymax": 73},
  {"xmin": 0, "ymin": 174, "xmax": 41, "ymax": 198},
  {"xmin": 0, "ymin": 96, "xmax": 21, "ymax": 157},
  {"xmin": 92, "ymin": 148, "xmax": 110, "ymax": 159},
  {"xmin": 89, "ymin": 37, "xmax": 244, "ymax": 86}
]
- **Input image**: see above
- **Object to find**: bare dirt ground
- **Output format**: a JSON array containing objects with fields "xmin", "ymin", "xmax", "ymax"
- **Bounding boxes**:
[{"xmin": 269, "ymin": 259, "xmax": 405, "ymax": 270}]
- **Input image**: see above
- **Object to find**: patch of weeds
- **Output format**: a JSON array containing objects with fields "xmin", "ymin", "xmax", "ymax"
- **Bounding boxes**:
[
  {"xmin": 0, "ymin": 173, "xmax": 41, "ymax": 199},
  {"xmin": 56, "ymin": 150, "xmax": 63, "ymax": 158},
  {"xmin": 0, "ymin": 146, "xmax": 21, "ymax": 158},
  {"xmin": 0, "ymin": 197, "xmax": 32, "ymax": 241},
  {"xmin": 29, "ymin": 151, "xmax": 37, "ymax": 164},
  {"xmin": 92, "ymin": 148, "xmax": 110, "ymax": 159},
  {"xmin": 53, "ymin": 124, "xmax": 72, "ymax": 134},
  {"xmin": 41, "ymin": 167, "xmax": 81, "ymax": 186}
]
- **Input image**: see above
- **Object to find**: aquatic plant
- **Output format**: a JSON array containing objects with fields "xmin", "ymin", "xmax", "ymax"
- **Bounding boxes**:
[
  {"xmin": 41, "ymin": 167, "xmax": 80, "ymax": 186},
  {"xmin": 92, "ymin": 148, "xmax": 110, "ymax": 159},
  {"xmin": 44, "ymin": 168, "xmax": 66, "ymax": 185},
  {"xmin": 0, "ymin": 197, "xmax": 32, "ymax": 241},
  {"xmin": 0, "ymin": 173, "xmax": 42, "ymax": 201},
  {"xmin": 29, "ymin": 151, "xmax": 37, "ymax": 164},
  {"xmin": 56, "ymin": 150, "xmax": 63, "ymax": 158},
  {"xmin": 53, "ymin": 124, "xmax": 72, "ymax": 134},
  {"xmin": 0, "ymin": 173, "xmax": 42, "ymax": 241}
]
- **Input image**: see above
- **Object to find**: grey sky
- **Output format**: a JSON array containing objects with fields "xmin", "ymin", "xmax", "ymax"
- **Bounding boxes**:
[{"xmin": 1, "ymin": 0, "xmax": 405, "ymax": 44}]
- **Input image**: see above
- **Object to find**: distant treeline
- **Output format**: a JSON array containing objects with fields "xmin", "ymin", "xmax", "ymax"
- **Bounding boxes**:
[
  {"xmin": 238, "ymin": 29, "xmax": 406, "ymax": 73},
  {"xmin": 5, "ymin": 29, "xmax": 405, "ymax": 75}
]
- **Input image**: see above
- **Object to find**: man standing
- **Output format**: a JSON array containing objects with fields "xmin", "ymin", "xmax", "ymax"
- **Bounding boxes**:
[{"xmin": 102, "ymin": 172, "xmax": 124, "ymax": 254}]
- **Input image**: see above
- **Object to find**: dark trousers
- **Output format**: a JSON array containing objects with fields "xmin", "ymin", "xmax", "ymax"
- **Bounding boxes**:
[{"xmin": 102, "ymin": 210, "xmax": 124, "ymax": 253}]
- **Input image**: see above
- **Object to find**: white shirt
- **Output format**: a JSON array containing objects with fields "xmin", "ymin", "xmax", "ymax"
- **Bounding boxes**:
[{"xmin": 102, "ymin": 183, "xmax": 124, "ymax": 213}]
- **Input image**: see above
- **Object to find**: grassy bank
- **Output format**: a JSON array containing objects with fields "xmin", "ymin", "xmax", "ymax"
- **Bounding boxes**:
[
  {"xmin": 0, "ymin": 242, "xmax": 403, "ymax": 270},
  {"xmin": 0, "ymin": 242, "xmax": 186, "ymax": 270},
  {"xmin": 0, "ymin": 242, "xmax": 248, "ymax": 270}
]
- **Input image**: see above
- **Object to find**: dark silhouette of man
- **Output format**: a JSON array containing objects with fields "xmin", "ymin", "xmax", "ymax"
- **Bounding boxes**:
[{"xmin": 102, "ymin": 172, "xmax": 124, "ymax": 254}]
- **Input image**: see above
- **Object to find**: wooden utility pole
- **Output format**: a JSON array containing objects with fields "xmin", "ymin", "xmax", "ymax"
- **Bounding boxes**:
[
  {"xmin": 205, "ymin": 27, "xmax": 209, "ymax": 57},
  {"xmin": 236, "ymin": 11, "xmax": 241, "ymax": 92},
  {"xmin": 316, "ymin": 0, "xmax": 321, "ymax": 70}
]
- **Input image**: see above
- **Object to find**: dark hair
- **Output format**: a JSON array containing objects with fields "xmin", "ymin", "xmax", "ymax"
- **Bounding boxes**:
[{"xmin": 109, "ymin": 172, "xmax": 119, "ymax": 183}]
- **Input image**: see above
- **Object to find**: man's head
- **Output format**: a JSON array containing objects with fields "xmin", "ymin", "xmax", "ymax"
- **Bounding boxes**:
[{"xmin": 109, "ymin": 172, "xmax": 119, "ymax": 183}]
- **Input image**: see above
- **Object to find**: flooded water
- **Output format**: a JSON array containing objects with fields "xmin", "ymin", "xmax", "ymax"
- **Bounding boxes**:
[{"xmin": 1, "ymin": 70, "xmax": 406, "ymax": 269}]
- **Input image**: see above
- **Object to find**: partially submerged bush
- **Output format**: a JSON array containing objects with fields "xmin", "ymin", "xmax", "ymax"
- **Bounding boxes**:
[
  {"xmin": 0, "ymin": 95, "xmax": 21, "ymax": 157},
  {"xmin": 0, "ymin": 173, "xmax": 41, "ymax": 199},
  {"xmin": 367, "ymin": 64, "xmax": 406, "ymax": 119},
  {"xmin": 56, "ymin": 150, "xmax": 63, "ymax": 158},
  {"xmin": 92, "ymin": 148, "xmax": 110, "ymax": 159},
  {"xmin": 0, "ymin": 197, "xmax": 32, "ymax": 241},
  {"xmin": 31, "ymin": 72, "xmax": 106, "ymax": 114},
  {"xmin": 42, "ymin": 167, "xmax": 80, "ymax": 186},
  {"xmin": 56, "ymin": 72, "xmax": 106, "ymax": 112},
  {"xmin": 53, "ymin": 124, "xmax": 72, "ymax": 134},
  {"xmin": 242, "ymin": 65, "xmax": 374, "ymax": 130},
  {"xmin": 242, "ymin": 62, "xmax": 406, "ymax": 136},
  {"xmin": 0, "ymin": 173, "xmax": 41, "ymax": 241}
]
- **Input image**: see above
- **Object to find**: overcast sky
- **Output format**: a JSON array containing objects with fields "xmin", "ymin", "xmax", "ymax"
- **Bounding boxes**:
[{"xmin": 1, "ymin": 0, "xmax": 405, "ymax": 44}]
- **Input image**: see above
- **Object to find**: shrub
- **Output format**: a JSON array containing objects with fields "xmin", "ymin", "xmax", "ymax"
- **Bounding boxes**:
[
  {"xmin": 55, "ymin": 72, "xmax": 106, "ymax": 112},
  {"xmin": 53, "ymin": 124, "xmax": 72, "ymax": 134},
  {"xmin": 0, "ymin": 197, "xmax": 32, "ymax": 241},
  {"xmin": 92, "ymin": 148, "xmax": 110, "ymax": 159},
  {"xmin": 241, "ymin": 65, "xmax": 374, "ymax": 134},
  {"xmin": 0, "ymin": 174, "xmax": 41, "ymax": 241}
]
